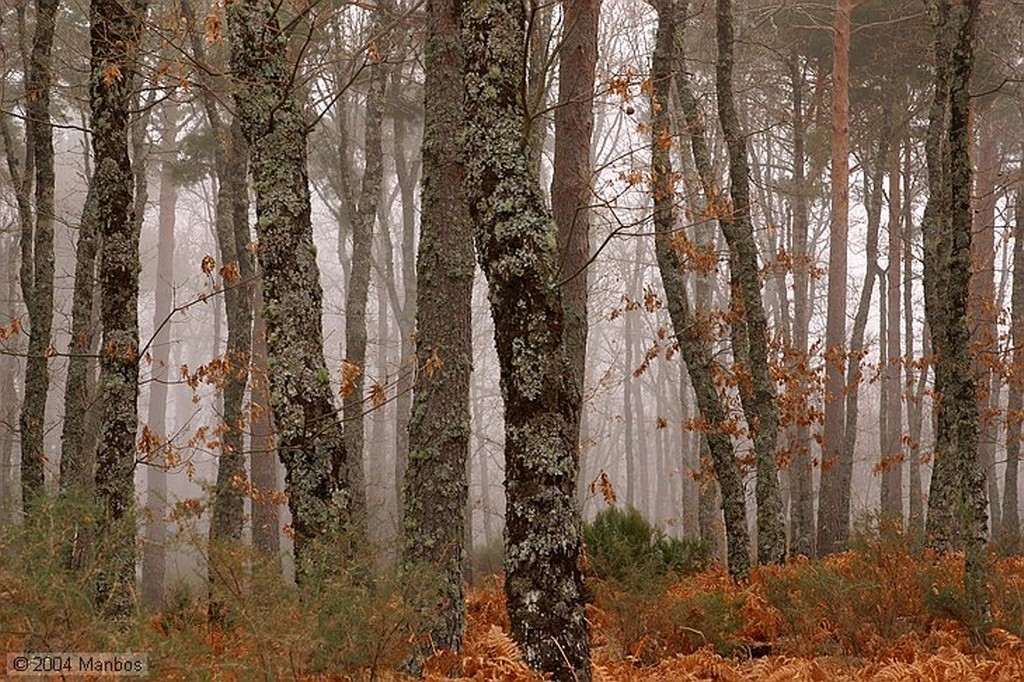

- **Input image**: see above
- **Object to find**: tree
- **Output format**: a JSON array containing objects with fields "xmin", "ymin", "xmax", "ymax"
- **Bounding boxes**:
[
  {"xmin": 1005, "ymin": 191, "xmax": 1024, "ymax": 548},
  {"xmin": 551, "ymin": 0, "xmax": 599, "ymax": 447},
  {"xmin": 921, "ymin": 0, "xmax": 988, "ymax": 630},
  {"xmin": 818, "ymin": 0, "xmax": 852, "ymax": 557},
  {"xmin": 1, "ymin": 0, "xmax": 59, "ymax": 515},
  {"xmin": 402, "ymin": 0, "xmax": 474, "ymax": 662},
  {"xmin": 91, "ymin": 0, "xmax": 148, "ymax": 617},
  {"xmin": 651, "ymin": 0, "xmax": 751, "ymax": 580},
  {"xmin": 141, "ymin": 101, "xmax": 178, "ymax": 611},
  {"xmin": 227, "ymin": 0, "xmax": 349, "ymax": 579},
  {"xmin": 461, "ymin": 0, "xmax": 590, "ymax": 675},
  {"xmin": 715, "ymin": 0, "xmax": 785, "ymax": 565}
]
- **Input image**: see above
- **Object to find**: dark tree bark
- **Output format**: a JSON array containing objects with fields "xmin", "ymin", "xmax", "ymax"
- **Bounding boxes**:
[
  {"xmin": 228, "ymin": 0, "xmax": 349, "ymax": 579},
  {"xmin": 715, "ymin": 0, "xmax": 785, "ymax": 565},
  {"xmin": 461, "ymin": 0, "xmax": 590, "ymax": 676},
  {"xmin": 91, "ymin": 0, "xmax": 147, "ymax": 618},
  {"xmin": 8, "ymin": 0, "xmax": 59, "ymax": 514},
  {"xmin": 652, "ymin": 0, "xmax": 750, "ymax": 581},
  {"xmin": 818, "ymin": 0, "xmax": 851, "ymax": 557},
  {"xmin": 904, "ymin": 140, "xmax": 926, "ymax": 539},
  {"xmin": 921, "ymin": 0, "xmax": 988, "ymax": 630}
]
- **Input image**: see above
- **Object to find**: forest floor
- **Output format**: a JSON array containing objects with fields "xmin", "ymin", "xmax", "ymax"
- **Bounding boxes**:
[{"xmin": 4, "ymin": 528, "xmax": 1024, "ymax": 680}]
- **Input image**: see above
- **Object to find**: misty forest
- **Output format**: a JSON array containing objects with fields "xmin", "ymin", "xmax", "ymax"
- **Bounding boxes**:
[{"xmin": 4, "ymin": 0, "xmax": 1024, "ymax": 679}]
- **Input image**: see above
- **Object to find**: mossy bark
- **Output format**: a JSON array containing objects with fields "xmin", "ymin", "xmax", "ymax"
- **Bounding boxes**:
[
  {"xmin": 228, "ymin": 0, "xmax": 349, "ymax": 579},
  {"xmin": 402, "ymin": 0, "xmax": 473, "ymax": 664},
  {"xmin": 90, "ymin": 0, "xmax": 147, "ymax": 618},
  {"xmin": 922, "ymin": 0, "xmax": 989, "ymax": 631},
  {"xmin": 651, "ymin": 0, "xmax": 750, "ymax": 581},
  {"xmin": 461, "ymin": 0, "xmax": 590, "ymax": 676}
]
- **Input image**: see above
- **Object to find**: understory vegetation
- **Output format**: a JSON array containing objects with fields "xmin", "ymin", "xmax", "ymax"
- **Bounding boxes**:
[{"xmin": 2, "ymin": 503, "xmax": 1023, "ymax": 680}]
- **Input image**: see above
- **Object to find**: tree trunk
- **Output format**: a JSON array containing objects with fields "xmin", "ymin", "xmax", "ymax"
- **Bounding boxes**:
[
  {"xmin": 653, "ymin": 0, "xmax": 750, "ymax": 580},
  {"xmin": 141, "ymin": 103, "xmax": 178, "ymax": 612},
  {"xmin": 715, "ymin": 0, "xmax": 784, "ymax": 565},
  {"xmin": 60, "ymin": 181, "xmax": 101, "ymax": 498},
  {"xmin": 922, "ymin": 0, "xmax": 988, "ymax": 630},
  {"xmin": 14, "ymin": 0, "xmax": 59, "ymax": 514},
  {"xmin": 91, "ymin": 0, "xmax": 147, "ymax": 618},
  {"xmin": 401, "ymin": 0, "xmax": 474, "ymax": 663},
  {"xmin": 818, "ymin": 0, "xmax": 851, "ymax": 557},
  {"xmin": 342, "ymin": 5, "xmax": 393, "ymax": 531},
  {"xmin": 788, "ymin": 55, "xmax": 815, "ymax": 557},
  {"xmin": 1004, "ymin": 191, "xmax": 1024, "ymax": 549},
  {"xmin": 250, "ymin": 277, "xmax": 280, "ymax": 558},
  {"xmin": 970, "ymin": 114, "xmax": 1000, "ymax": 533},
  {"xmin": 882, "ymin": 144, "xmax": 903, "ymax": 523},
  {"xmin": 228, "ymin": 0, "xmax": 349, "ymax": 580},
  {"xmin": 551, "ymin": 0, "xmax": 598, "ymax": 455},
  {"xmin": 462, "ymin": 0, "xmax": 590, "ymax": 675}
]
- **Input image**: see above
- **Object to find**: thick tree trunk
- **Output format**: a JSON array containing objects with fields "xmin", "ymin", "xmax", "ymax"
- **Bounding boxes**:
[
  {"xmin": 228, "ymin": 0, "xmax": 349, "ymax": 579},
  {"xmin": 653, "ymin": 0, "xmax": 750, "ymax": 580},
  {"xmin": 715, "ymin": 0, "xmax": 784, "ymax": 565},
  {"xmin": 15, "ymin": 0, "xmax": 59, "ymax": 514},
  {"xmin": 142, "ymin": 103, "xmax": 178, "ymax": 612},
  {"xmin": 401, "ymin": 0, "xmax": 474, "ymax": 664},
  {"xmin": 461, "ymin": 0, "xmax": 590, "ymax": 675},
  {"xmin": 91, "ymin": 0, "xmax": 147, "ymax": 618},
  {"xmin": 922, "ymin": 0, "xmax": 988, "ymax": 630}
]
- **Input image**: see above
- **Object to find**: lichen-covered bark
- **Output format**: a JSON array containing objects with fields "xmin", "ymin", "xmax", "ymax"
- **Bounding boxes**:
[
  {"xmin": 652, "ymin": 0, "xmax": 750, "ymax": 581},
  {"xmin": 922, "ymin": 0, "xmax": 989, "ymax": 631},
  {"xmin": 461, "ymin": 0, "xmax": 590, "ymax": 676},
  {"xmin": 12, "ymin": 0, "xmax": 59, "ymax": 514},
  {"xmin": 715, "ymin": 0, "xmax": 784, "ymax": 565},
  {"xmin": 402, "ymin": 0, "xmax": 473, "ymax": 662},
  {"xmin": 818, "ymin": 0, "xmax": 851, "ymax": 557},
  {"xmin": 90, "ymin": 0, "xmax": 146, "ymax": 618},
  {"xmin": 228, "ymin": 0, "xmax": 348, "ymax": 579}
]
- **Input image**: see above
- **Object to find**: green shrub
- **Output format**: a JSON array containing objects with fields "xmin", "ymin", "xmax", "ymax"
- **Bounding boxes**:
[{"xmin": 584, "ymin": 505, "xmax": 707, "ymax": 581}]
